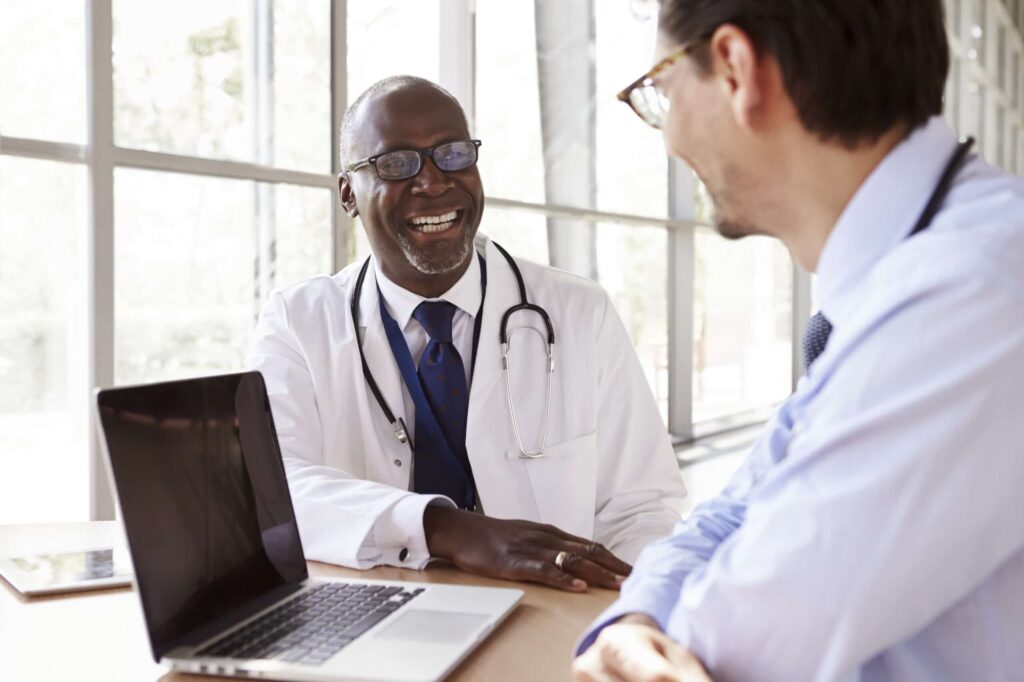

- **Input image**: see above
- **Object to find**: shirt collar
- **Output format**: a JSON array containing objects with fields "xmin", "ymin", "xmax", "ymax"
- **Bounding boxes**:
[
  {"xmin": 816, "ymin": 116, "xmax": 960, "ymax": 325},
  {"xmin": 373, "ymin": 251, "xmax": 482, "ymax": 330}
]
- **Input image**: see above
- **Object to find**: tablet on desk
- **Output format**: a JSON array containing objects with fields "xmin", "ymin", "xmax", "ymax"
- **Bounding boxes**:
[{"xmin": 0, "ymin": 547, "xmax": 132, "ymax": 596}]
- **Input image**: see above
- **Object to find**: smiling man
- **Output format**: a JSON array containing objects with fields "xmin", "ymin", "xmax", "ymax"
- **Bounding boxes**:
[{"xmin": 247, "ymin": 76, "xmax": 685, "ymax": 592}]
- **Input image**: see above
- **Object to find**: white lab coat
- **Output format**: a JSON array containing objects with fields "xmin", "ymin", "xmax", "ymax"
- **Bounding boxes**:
[{"xmin": 247, "ymin": 234, "xmax": 685, "ymax": 570}]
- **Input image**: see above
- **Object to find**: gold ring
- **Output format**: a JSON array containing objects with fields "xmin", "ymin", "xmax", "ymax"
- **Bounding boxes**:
[{"xmin": 554, "ymin": 550, "xmax": 569, "ymax": 570}]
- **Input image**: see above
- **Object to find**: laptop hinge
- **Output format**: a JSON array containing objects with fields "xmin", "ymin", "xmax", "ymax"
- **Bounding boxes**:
[{"xmin": 161, "ymin": 580, "xmax": 308, "ymax": 659}]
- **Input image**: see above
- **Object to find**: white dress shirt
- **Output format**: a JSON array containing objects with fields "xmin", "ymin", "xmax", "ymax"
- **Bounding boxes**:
[
  {"xmin": 578, "ymin": 117, "xmax": 1024, "ymax": 680},
  {"xmin": 247, "ymin": 236, "xmax": 685, "ymax": 570},
  {"xmin": 374, "ymin": 252, "xmax": 481, "ymax": 443}
]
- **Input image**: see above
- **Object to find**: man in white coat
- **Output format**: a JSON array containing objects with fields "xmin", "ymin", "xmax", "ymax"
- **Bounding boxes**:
[{"xmin": 248, "ymin": 75, "xmax": 685, "ymax": 592}]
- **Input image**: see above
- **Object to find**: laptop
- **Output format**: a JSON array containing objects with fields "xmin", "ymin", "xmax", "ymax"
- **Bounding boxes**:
[{"xmin": 95, "ymin": 371, "xmax": 522, "ymax": 681}]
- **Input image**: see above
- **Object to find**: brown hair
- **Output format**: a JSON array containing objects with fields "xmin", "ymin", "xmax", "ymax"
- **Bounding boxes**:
[{"xmin": 658, "ymin": 0, "xmax": 950, "ymax": 146}]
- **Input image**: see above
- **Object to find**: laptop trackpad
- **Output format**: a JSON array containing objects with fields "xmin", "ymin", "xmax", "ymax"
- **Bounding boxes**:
[{"xmin": 373, "ymin": 610, "xmax": 488, "ymax": 644}]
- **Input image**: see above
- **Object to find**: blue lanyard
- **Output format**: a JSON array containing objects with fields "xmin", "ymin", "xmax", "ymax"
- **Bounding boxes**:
[{"xmin": 375, "ymin": 255, "xmax": 487, "ymax": 507}]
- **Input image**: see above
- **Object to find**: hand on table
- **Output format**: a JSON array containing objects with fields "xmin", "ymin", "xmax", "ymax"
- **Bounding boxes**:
[
  {"xmin": 423, "ymin": 506, "xmax": 631, "ymax": 592},
  {"xmin": 572, "ymin": 615, "xmax": 712, "ymax": 682}
]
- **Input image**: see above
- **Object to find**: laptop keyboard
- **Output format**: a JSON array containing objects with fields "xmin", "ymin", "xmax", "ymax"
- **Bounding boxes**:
[{"xmin": 196, "ymin": 583, "xmax": 424, "ymax": 666}]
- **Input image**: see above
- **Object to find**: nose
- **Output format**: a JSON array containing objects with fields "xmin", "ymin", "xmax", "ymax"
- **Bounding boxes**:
[{"xmin": 410, "ymin": 156, "xmax": 454, "ymax": 197}]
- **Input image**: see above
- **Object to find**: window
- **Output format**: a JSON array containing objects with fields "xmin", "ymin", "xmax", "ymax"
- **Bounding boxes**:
[
  {"xmin": 347, "ymin": 0, "xmax": 440, "ymax": 101},
  {"xmin": 4, "ymin": 0, "xmax": 1022, "ymax": 522},
  {"xmin": 693, "ymin": 231, "xmax": 793, "ymax": 425},
  {"xmin": 0, "ymin": 3, "xmax": 86, "ymax": 143},
  {"xmin": 0, "ymin": 158, "xmax": 89, "ymax": 522},
  {"xmin": 596, "ymin": 223, "xmax": 670, "ymax": 422},
  {"xmin": 113, "ymin": 0, "xmax": 331, "ymax": 172},
  {"xmin": 947, "ymin": 0, "xmax": 1024, "ymax": 167},
  {"xmin": 475, "ymin": 0, "xmax": 545, "ymax": 205},
  {"xmin": 476, "ymin": 1, "xmax": 676, "ymax": 428},
  {"xmin": 594, "ymin": 0, "xmax": 668, "ymax": 218},
  {"xmin": 1, "ymin": 0, "xmax": 335, "ymax": 522},
  {"xmin": 114, "ymin": 170, "xmax": 256, "ymax": 385},
  {"xmin": 114, "ymin": 171, "xmax": 334, "ymax": 386},
  {"xmin": 1, "ymin": 1, "xmax": 90, "ymax": 523},
  {"xmin": 481, "ymin": 208, "xmax": 551, "ymax": 265}
]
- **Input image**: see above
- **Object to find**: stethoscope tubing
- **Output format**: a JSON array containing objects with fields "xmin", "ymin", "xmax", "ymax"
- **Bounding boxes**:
[{"xmin": 353, "ymin": 241, "xmax": 556, "ymax": 458}]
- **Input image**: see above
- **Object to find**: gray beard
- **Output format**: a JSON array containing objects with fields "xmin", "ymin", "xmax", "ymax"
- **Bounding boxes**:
[{"xmin": 396, "ymin": 228, "xmax": 474, "ymax": 275}]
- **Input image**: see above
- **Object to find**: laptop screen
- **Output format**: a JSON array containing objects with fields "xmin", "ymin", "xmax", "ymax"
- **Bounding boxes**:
[{"xmin": 97, "ymin": 372, "xmax": 307, "ymax": 660}]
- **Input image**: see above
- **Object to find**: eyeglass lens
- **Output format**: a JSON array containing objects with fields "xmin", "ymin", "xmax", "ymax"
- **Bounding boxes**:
[
  {"xmin": 630, "ymin": 84, "xmax": 668, "ymax": 128},
  {"xmin": 375, "ymin": 140, "xmax": 479, "ymax": 180}
]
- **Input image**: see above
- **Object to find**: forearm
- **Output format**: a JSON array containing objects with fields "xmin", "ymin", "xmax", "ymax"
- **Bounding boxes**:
[
  {"xmin": 576, "ymin": 440, "xmax": 766, "ymax": 658},
  {"xmin": 575, "ymin": 504, "xmax": 744, "ymax": 656}
]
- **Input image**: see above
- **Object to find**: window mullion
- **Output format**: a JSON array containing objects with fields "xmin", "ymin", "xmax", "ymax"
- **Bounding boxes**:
[
  {"xmin": 331, "ymin": 0, "xmax": 350, "ymax": 270},
  {"xmin": 667, "ymin": 158, "xmax": 695, "ymax": 442},
  {"xmin": 85, "ymin": 0, "xmax": 116, "ymax": 521}
]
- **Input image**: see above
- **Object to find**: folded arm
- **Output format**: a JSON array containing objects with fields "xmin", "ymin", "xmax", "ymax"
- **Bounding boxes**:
[{"xmin": 665, "ymin": 263, "xmax": 1024, "ymax": 679}]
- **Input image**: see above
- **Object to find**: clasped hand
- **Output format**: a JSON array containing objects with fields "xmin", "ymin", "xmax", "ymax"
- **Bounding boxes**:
[{"xmin": 572, "ymin": 615, "xmax": 712, "ymax": 682}]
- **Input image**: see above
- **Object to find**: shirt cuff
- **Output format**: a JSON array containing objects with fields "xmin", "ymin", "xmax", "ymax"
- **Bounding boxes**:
[
  {"xmin": 372, "ymin": 494, "xmax": 456, "ymax": 569},
  {"xmin": 574, "ymin": 574, "xmax": 679, "ymax": 656}
]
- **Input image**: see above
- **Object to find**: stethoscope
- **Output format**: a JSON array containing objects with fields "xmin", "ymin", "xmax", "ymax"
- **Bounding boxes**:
[
  {"xmin": 906, "ymin": 136, "xmax": 975, "ymax": 238},
  {"xmin": 351, "ymin": 241, "xmax": 556, "ymax": 459}
]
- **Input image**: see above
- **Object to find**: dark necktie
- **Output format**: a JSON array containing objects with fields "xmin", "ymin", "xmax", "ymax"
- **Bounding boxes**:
[
  {"xmin": 802, "ymin": 311, "xmax": 833, "ymax": 373},
  {"xmin": 411, "ymin": 301, "xmax": 474, "ymax": 503}
]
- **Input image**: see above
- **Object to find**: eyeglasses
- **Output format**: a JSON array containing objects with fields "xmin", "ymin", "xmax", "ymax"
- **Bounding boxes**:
[
  {"xmin": 616, "ymin": 44, "xmax": 693, "ymax": 129},
  {"xmin": 344, "ymin": 139, "xmax": 482, "ymax": 181}
]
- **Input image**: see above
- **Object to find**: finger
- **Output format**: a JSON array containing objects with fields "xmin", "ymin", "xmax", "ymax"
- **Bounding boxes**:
[
  {"xmin": 531, "ymin": 525, "xmax": 633, "ymax": 576},
  {"xmin": 561, "ymin": 554, "xmax": 626, "ymax": 590},
  {"xmin": 570, "ymin": 540, "xmax": 632, "ymax": 577},
  {"xmin": 596, "ymin": 627, "xmax": 684, "ymax": 682},
  {"xmin": 510, "ymin": 558, "xmax": 587, "ymax": 592},
  {"xmin": 572, "ymin": 648, "xmax": 629, "ymax": 682},
  {"xmin": 659, "ymin": 640, "xmax": 712, "ymax": 682}
]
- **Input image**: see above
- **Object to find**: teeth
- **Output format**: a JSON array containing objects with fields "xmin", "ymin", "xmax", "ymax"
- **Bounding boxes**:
[
  {"xmin": 415, "ymin": 221, "xmax": 455, "ymax": 233},
  {"xmin": 410, "ymin": 210, "xmax": 458, "ymax": 226}
]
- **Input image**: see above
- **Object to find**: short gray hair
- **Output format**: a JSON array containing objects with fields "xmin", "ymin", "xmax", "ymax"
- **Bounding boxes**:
[{"xmin": 338, "ymin": 75, "xmax": 469, "ymax": 168}]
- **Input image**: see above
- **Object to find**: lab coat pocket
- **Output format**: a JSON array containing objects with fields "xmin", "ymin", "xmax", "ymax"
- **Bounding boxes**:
[{"xmin": 508, "ymin": 432, "xmax": 597, "ymax": 540}]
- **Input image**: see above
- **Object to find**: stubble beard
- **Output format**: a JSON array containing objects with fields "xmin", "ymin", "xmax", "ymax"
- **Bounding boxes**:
[
  {"xmin": 704, "ymin": 171, "xmax": 761, "ymax": 241},
  {"xmin": 396, "ymin": 223, "xmax": 475, "ymax": 275}
]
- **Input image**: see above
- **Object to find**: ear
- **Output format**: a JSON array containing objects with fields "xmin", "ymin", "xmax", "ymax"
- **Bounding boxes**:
[
  {"xmin": 338, "ymin": 173, "xmax": 359, "ymax": 218},
  {"xmin": 708, "ymin": 24, "xmax": 765, "ymax": 130}
]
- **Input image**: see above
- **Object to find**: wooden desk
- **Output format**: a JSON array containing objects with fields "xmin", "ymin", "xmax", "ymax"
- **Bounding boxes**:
[{"xmin": 0, "ymin": 523, "xmax": 615, "ymax": 682}]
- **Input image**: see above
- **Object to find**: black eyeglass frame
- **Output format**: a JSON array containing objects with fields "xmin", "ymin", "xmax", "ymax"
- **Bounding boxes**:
[{"xmin": 344, "ymin": 139, "xmax": 483, "ymax": 181}]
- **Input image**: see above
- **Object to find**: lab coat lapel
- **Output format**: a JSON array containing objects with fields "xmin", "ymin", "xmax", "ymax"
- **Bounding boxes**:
[{"xmin": 467, "ymin": 238, "xmax": 514, "ymax": 423}]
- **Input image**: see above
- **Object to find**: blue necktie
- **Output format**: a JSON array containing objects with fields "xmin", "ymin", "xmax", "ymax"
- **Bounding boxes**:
[
  {"xmin": 412, "ymin": 301, "xmax": 475, "ymax": 504},
  {"xmin": 802, "ymin": 311, "xmax": 833, "ymax": 373}
]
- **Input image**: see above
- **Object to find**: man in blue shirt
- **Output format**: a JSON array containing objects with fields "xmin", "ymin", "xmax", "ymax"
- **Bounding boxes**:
[{"xmin": 573, "ymin": 1, "xmax": 1024, "ymax": 680}]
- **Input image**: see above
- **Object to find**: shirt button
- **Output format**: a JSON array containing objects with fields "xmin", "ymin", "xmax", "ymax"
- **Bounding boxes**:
[
  {"xmin": 399, "ymin": 548, "xmax": 409, "ymax": 562},
  {"xmin": 394, "ymin": 459, "xmax": 402, "ymax": 467}
]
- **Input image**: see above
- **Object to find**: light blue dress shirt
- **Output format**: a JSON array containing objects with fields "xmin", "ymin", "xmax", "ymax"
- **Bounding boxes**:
[{"xmin": 577, "ymin": 117, "xmax": 1024, "ymax": 681}]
